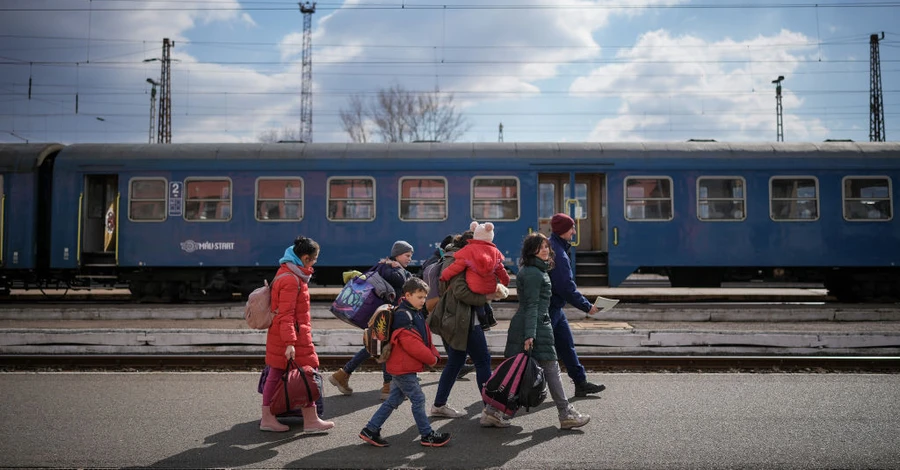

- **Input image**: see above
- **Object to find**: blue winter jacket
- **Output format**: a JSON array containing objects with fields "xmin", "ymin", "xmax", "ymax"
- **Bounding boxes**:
[{"xmin": 548, "ymin": 233, "xmax": 592, "ymax": 313}]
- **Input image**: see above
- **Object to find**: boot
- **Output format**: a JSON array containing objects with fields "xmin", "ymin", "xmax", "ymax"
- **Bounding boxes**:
[
  {"xmin": 328, "ymin": 369, "xmax": 353, "ymax": 395},
  {"xmin": 380, "ymin": 382, "xmax": 392, "ymax": 401},
  {"xmin": 301, "ymin": 405, "xmax": 334, "ymax": 433},
  {"xmin": 259, "ymin": 405, "xmax": 289, "ymax": 432}
]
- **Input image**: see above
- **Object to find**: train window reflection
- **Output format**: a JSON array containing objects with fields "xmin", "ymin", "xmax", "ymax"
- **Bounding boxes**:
[
  {"xmin": 184, "ymin": 178, "xmax": 232, "ymax": 222},
  {"xmin": 842, "ymin": 176, "xmax": 892, "ymax": 221},
  {"xmin": 562, "ymin": 183, "xmax": 588, "ymax": 219},
  {"xmin": 328, "ymin": 177, "xmax": 376, "ymax": 221},
  {"xmin": 624, "ymin": 177, "xmax": 673, "ymax": 221},
  {"xmin": 128, "ymin": 178, "xmax": 167, "ymax": 222},
  {"xmin": 399, "ymin": 177, "xmax": 447, "ymax": 221},
  {"xmin": 538, "ymin": 183, "xmax": 555, "ymax": 219},
  {"xmin": 256, "ymin": 178, "xmax": 304, "ymax": 222},
  {"xmin": 770, "ymin": 177, "xmax": 819, "ymax": 221},
  {"xmin": 697, "ymin": 177, "xmax": 746, "ymax": 221},
  {"xmin": 472, "ymin": 177, "xmax": 519, "ymax": 221}
]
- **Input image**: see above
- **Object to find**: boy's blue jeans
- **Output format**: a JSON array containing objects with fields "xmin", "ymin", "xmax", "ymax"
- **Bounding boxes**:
[
  {"xmin": 365, "ymin": 373, "xmax": 432, "ymax": 438},
  {"xmin": 433, "ymin": 324, "xmax": 491, "ymax": 407},
  {"xmin": 343, "ymin": 347, "xmax": 392, "ymax": 383}
]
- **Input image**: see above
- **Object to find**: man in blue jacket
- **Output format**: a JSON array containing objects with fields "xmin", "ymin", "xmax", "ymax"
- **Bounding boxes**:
[{"xmin": 548, "ymin": 213, "xmax": 606, "ymax": 397}]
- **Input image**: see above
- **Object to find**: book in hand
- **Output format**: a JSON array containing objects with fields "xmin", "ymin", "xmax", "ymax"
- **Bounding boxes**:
[{"xmin": 592, "ymin": 296, "xmax": 619, "ymax": 313}]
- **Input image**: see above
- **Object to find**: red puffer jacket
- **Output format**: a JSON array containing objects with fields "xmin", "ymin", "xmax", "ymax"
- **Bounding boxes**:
[
  {"xmin": 265, "ymin": 264, "xmax": 319, "ymax": 370},
  {"xmin": 386, "ymin": 321, "xmax": 440, "ymax": 376}
]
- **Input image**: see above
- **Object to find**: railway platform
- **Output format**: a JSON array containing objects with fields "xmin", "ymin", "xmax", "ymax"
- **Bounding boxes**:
[{"xmin": 1, "ymin": 300, "xmax": 899, "ymax": 357}]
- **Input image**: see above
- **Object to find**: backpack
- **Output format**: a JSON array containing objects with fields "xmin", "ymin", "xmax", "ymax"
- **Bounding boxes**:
[
  {"xmin": 481, "ymin": 352, "xmax": 531, "ymax": 417},
  {"xmin": 422, "ymin": 262, "xmax": 443, "ymax": 314},
  {"xmin": 362, "ymin": 304, "xmax": 412, "ymax": 363},
  {"xmin": 517, "ymin": 354, "xmax": 547, "ymax": 411},
  {"xmin": 244, "ymin": 272, "xmax": 298, "ymax": 329}
]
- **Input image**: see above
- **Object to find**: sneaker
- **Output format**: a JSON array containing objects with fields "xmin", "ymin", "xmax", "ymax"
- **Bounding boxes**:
[
  {"xmin": 574, "ymin": 381, "xmax": 606, "ymax": 397},
  {"xmin": 430, "ymin": 404, "xmax": 466, "ymax": 419},
  {"xmin": 560, "ymin": 408, "xmax": 591, "ymax": 430},
  {"xmin": 420, "ymin": 430, "xmax": 451, "ymax": 447},
  {"xmin": 456, "ymin": 364, "xmax": 476, "ymax": 380},
  {"xmin": 380, "ymin": 382, "xmax": 391, "ymax": 401},
  {"xmin": 479, "ymin": 409, "xmax": 511, "ymax": 428},
  {"xmin": 359, "ymin": 427, "xmax": 390, "ymax": 447}
]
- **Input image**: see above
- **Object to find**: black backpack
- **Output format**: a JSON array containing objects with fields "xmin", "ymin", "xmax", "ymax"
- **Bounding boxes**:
[{"xmin": 517, "ymin": 354, "xmax": 547, "ymax": 411}]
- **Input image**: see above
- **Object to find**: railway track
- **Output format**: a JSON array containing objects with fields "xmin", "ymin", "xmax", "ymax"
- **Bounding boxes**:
[{"xmin": 2, "ymin": 355, "xmax": 897, "ymax": 372}]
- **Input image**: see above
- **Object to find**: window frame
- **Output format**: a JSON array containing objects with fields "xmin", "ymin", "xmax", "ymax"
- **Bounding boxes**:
[
  {"xmin": 696, "ymin": 176, "xmax": 747, "ymax": 222},
  {"xmin": 398, "ymin": 176, "xmax": 448, "ymax": 222},
  {"xmin": 326, "ymin": 176, "xmax": 377, "ymax": 222},
  {"xmin": 624, "ymin": 176, "xmax": 675, "ymax": 222},
  {"xmin": 769, "ymin": 176, "xmax": 820, "ymax": 222},
  {"xmin": 254, "ymin": 177, "xmax": 305, "ymax": 222},
  {"xmin": 183, "ymin": 177, "xmax": 233, "ymax": 223},
  {"xmin": 470, "ymin": 176, "xmax": 521, "ymax": 222},
  {"xmin": 841, "ymin": 175, "xmax": 893, "ymax": 222},
  {"xmin": 127, "ymin": 177, "xmax": 168, "ymax": 223}
]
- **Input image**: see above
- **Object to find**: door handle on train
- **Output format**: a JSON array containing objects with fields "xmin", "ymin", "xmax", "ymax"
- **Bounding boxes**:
[{"xmin": 613, "ymin": 227, "xmax": 618, "ymax": 246}]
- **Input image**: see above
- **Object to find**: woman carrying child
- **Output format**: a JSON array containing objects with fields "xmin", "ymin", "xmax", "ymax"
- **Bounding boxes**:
[
  {"xmin": 260, "ymin": 236, "xmax": 334, "ymax": 433},
  {"xmin": 482, "ymin": 232, "xmax": 590, "ymax": 430}
]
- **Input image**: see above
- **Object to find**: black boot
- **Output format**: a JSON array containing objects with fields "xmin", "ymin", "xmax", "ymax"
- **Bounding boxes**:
[{"xmin": 574, "ymin": 381, "xmax": 606, "ymax": 397}]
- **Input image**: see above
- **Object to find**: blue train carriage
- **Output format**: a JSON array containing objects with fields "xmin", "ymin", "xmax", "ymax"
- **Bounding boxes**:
[
  {"xmin": 0, "ymin": 143, "xmax": 64, "ymax": 294},
  {"xmin": 602, "ymin": 141, "xmax": 900, "ymax": 301}
]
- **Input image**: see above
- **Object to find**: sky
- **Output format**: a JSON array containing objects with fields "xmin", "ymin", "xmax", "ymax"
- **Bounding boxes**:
[{"xmin": 0, "ymin": 0, "xmax": 898, "ymax": 144}]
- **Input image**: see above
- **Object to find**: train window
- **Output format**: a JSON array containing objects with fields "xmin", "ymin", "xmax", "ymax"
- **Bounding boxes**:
[
  {"xmin": 183, "ymin": 178, "xmax": 232, "ymax": 222},
  {"xmin": 255, "ymin": 178, "xmax": 304, "ymax": 222},
  {"xmin": 399, "ymin": 177, "xmax": 447, "ymax": 221},
  {"xmin": 842, "ymin": 176, "xmax": 892, "ymax": 221},
  {"xmin": 624, "ymin": 177, "xmax": 673, "ymax": 221},
  {"xmin": 770, "ymin": 177, "xmax": 819, "ymax": 221},
  {"xmin": 128, "ymin": 178, "xmax": 167, "ymax": 222},
  {"xmin": 697, "ymin": 177, "xmax": 746, "ymax": 222},
  {"xmin": 472, "ymin": 177, "xmax": 520, "ymax": 221},
  {"xmin": 563, "ymin": 183, "xmax": 588, "ymax": 219},
  {"xmin": 539, "ymin": 183, "xmax": 555, "ymax": 219},
  {"xmin": 328, "ymin": 177, "xmax": 375, "ymax": 221}
]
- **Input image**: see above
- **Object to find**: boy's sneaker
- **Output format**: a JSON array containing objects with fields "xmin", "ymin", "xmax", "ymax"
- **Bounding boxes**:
[
  {"xmin": 479, "ymin": 409, "xmax": 511, "ymax": 428},
  {"xmin": 574, "ymin": 381, "xmax": 606, "ymax": 397},
  {"xmin": 359, "ymin": 427, "xmax": 390, "ymax": 447},
  {"xmin": 430, "ymin": 404, "xmax": 466, "ymax": 418},
  {"xmin": 420, "ymin": 431, "xmax": 451, "ymax": 447},
  {"xmin": 560, "ymin": 408, "xmax": 591, "ymax": 430}
]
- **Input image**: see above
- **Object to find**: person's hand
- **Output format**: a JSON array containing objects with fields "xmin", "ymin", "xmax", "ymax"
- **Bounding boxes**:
[
  {"xmin": 485, "ymin": 292, "xmax": 500, "ymax": 301},
  {"xmin": 524, "ymin": 338, "xmax": 534, "ymax": 351},
  {"xmin": 587, "ymin": 305, "xmax": 600, "ymax": 316},
  {"xmin": 284, "ymin": 345, "xmax": 295, "ymax": 360}
]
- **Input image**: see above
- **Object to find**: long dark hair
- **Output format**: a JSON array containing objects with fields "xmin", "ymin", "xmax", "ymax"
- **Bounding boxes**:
[
  {"xmin": 449, "ymin": 230, "xmax": 474, "ymax": 250},
  {"xmin": 292, "ymin": 236, "xmax": 320, "ymax": 259},
  {"xmin": 520, "ymin": 232, "xmax": 554, "ymax": 269}
]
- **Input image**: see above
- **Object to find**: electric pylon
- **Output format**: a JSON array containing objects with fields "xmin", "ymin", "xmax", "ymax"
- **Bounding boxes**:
[
  {"xmin": 157, "ymin": 38, "xmax": 174, "ymax": 144},
  {"xmin": 498, "ymin": 122, "xmax": 504, "ymax": 142},
  {"xmin": 299, "ymin": 2, "xmax": 316, "ymax": 143},
  {"xmin": 870, "ymin": 32, "xmax": 886, "ymax": 142},
  {"xmin": 772, "ymin": 76, "xmax": 784, "ymax": 142}
]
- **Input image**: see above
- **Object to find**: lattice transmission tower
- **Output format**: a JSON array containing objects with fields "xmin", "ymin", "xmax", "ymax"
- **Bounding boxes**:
[
  {"xmin": 157, "ymin": 38, "xmax": 174, "ymax": 144},
  {"xmin": 299, "ymin": 2, "xmax": 316, "ymax": 143},
  {"xmin": 870, "ymin": 32, "xmax": 886, "ymax": 142}
]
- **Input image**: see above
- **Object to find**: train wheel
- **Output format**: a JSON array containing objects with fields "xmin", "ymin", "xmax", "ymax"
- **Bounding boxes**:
[{"xmin": 668, "ymin": 268, "xmax": 723, "ymax": 288}]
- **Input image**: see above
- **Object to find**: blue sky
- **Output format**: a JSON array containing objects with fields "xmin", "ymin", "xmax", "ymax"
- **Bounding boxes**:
[{"xmin": 0, "ymin": 0, "xmax": 898, "ymax": 144}]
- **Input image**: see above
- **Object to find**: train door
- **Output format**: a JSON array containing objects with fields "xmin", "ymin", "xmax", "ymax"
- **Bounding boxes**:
[
  {"xmin": 0, "ymin": 174, "xmax": 4, "ymax": 268},
  {"xmin": 80, "ymin": 175, "xmax": 118, "ymax": 268},
  {"xmin": 537, "ymin": 173, "xmax": 609, "ymax": 286}
]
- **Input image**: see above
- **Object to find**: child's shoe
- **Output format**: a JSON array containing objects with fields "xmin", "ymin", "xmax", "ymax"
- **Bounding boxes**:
[
  {"xmin": 380, "ymin": 382, "xmax": 391, "ymax": 400},
  {"xmin": 420, "ymin": 431, "xmax": 451, "ymax": 447},
  {"xmin": 479, "ymin": 408, "xmax": 510, "ymax": 428},
  {"xmin": 359, "ymin": 427, "xmax": 390, "ymax": 447},
  {"xmin": 328, "ymin": 369, "xmax": 353, "ymax": 395}
]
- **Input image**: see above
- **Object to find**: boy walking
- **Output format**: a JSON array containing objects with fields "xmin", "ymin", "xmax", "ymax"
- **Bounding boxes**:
[{"xmin": 359, "ymin": 278, "xmax": 451, "ymax": 448}]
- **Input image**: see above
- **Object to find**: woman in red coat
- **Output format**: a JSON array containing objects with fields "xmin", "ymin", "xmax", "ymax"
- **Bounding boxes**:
[{"xmin": 260, "ymin": 236, "xmax": 334, "ymax": 433}]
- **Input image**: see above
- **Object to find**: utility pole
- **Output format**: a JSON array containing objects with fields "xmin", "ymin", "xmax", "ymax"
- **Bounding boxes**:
[
  {"xmin": 158, "ymin": 38, "xmax": 174, "ymax": 144},
  {"xmin": 146, "ymin": 78, "xmax": 160, "ymax": 144},
  {"xmin": 498, "ymin": 122, "xmax": 504, "ymax": 142},
  {"xmin": 299, "ymin": 2, "xmax": 316, "ymax": 143},
  {"xmin": 772, "ymin": 75, "xmax": 784, "ymax": 142},
  {"xmin": 870, "ymin": 32, "xmax": 886, "ymax": 142}
]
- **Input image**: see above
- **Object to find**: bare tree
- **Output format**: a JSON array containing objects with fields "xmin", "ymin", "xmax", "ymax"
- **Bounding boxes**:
[
  {"xmin": 257, "ymin": 127, "xmax": 303, "ymax": 143},
  {"xmin": 339, "ymin": 85, "xmax": 469, "ymax": 143}
]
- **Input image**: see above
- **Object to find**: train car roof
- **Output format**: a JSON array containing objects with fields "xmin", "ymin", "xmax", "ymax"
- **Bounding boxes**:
[
  {"xmin": 0, "ymin": 143, "xmax": 65, "ymax": 172},
  {"xmin": 55, "ymin": 141, "xmax": 900, "ymax": 162}
]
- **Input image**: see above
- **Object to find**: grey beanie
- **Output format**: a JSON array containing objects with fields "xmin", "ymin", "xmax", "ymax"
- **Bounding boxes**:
[{"xmin": 391, "ymin": 240, "xmax": 414, "ymax": 258}]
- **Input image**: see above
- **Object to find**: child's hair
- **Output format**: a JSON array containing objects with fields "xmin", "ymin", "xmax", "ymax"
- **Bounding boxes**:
[
  {"xmin": 402, "ymin": 277, "xmax": 429, "ymax": 295},
  {"xmin": 520, "ymin": 232, "xmax": 554, "ymax": 269},
  {"xmin": 292, "ymin": 236, "xmax": 320, "ymax": 259}
]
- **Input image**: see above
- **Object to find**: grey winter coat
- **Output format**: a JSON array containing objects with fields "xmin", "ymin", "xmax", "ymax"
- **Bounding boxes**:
[
  {"xmin": 427, "ymin": 247, "xmax": 489, "ymax": 351},
  {"xmin": 504, "ymin": 258, "xmax": 557, "ymax": 361}
]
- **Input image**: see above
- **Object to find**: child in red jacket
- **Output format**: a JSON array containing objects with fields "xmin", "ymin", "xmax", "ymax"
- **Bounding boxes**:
[{"xmin": 359, "ymin": 278, "xmax": 451, "ymax": 448}]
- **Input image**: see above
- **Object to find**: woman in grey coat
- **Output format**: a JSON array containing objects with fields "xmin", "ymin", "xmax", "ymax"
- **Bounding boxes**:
[{"xmin": 482, "ymin": 232, "xmax": 590, "ymax": 430}]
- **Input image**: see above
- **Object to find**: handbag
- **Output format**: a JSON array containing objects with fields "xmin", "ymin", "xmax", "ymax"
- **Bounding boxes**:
[
  {"xmin": 330, "ymin": 266, "xmax": 394, "ymax": 329},
  {"xmin": 269, "ymin": 359, "xmax": 323, "ymax": 415}
]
